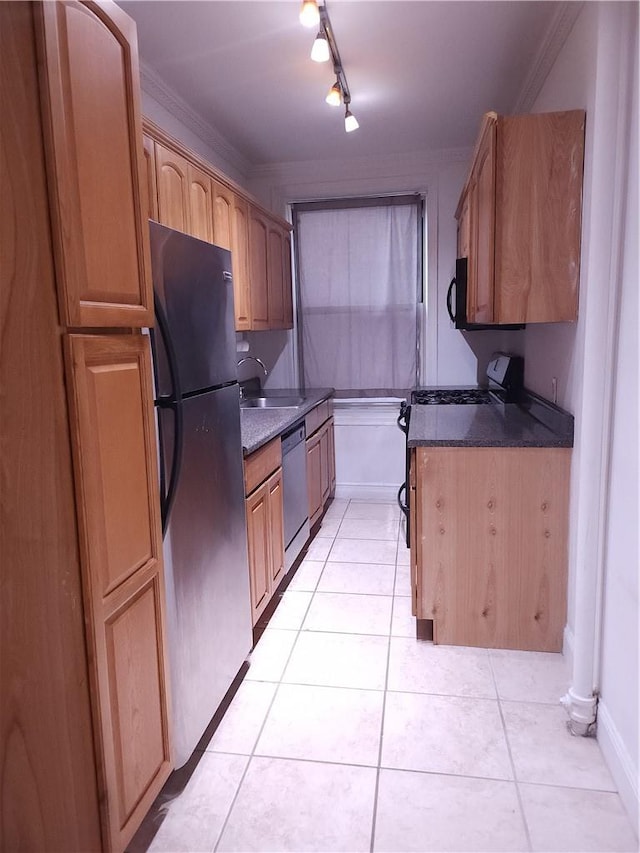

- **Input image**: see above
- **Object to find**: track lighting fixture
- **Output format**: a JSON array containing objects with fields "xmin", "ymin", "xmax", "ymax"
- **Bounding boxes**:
[
  {"xmin": 299, "ymin": 2, "xmax": 359, "ymax": 132},
  {"xmin": 325, "ymin": 80, "xmax": 342, "ymax": 106},
  {"xmin": 310, "ymin": 30, "xmax": 330, "ymax": 62},
  {"xmin": 299, "ymin": 0, "xmax": 320, "ymax": 28},
  {"xmin": 344, "ymin": 108, "xmax": 359, "ymax": 133}
]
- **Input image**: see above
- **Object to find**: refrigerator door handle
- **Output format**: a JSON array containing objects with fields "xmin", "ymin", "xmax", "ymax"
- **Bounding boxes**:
[{"xmin": 154, "ymin": 293, "xmax": 184, "ymax": 537}]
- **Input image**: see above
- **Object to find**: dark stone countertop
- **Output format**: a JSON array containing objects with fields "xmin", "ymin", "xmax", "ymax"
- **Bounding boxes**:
[
  {"xmin": 240, "ymin": 388, "xmax": 334, "ymax": 455},
  {"xmin": 407, "ymin": 393, "xmax": 574, "ymax": 448}
]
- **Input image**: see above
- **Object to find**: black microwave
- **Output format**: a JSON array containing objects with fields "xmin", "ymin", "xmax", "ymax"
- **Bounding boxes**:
[{"xmin": 446, "ymin": 258, "xmax": 525, "ymax": 331}]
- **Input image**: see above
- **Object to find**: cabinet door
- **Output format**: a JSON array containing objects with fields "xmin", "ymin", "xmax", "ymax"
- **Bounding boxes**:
[
  {"xmin": 187, "ymin": 163, "xmax": 214, "ymax": 243},
  {"xmin": 282, "ymin": 230, "xmax": 294, "ymax": 329},
  {"xmin": 212, "ymin": 177, "xmax": 233, "ymax": 250},
  {"xmin": 64, "ymin": 333, "xmax": 172, "ymax": 850},
  {"xmin": 143, "ymin": 134, "xmax": 159, "ymax": 221},
  {"xmin": 249, "ymin": 208, "xmax": 270, "ymax": 329},
  {"xmin": 267, "ymin": 224, "xmax": 285, "ymax": 328},
  {"xmin": 306, "ymin": 433, "xmax": 323, "ymax": 526},
  {"xmin": 319, "ymin": 422, "xmax": 331, "ymax": 506},
  {"xmin": 456, "ymin": 189, "xmax": 471, "ymax": 260},
  {"xmin": 155, "ymin": 143, "xmax": 190, "ymax": 235},
  {"xmin": 326, "ymin": 416, "xmax": 336, "ymax": 496},
  {"xmin": 36, "ymin": 0, "xmax": 153, "ymax": 328},
  {"xmin": 246, "ymin": 482, "xmax": 271, "ymax": 624},
  {"xmin": 268, "ymin": 470, "xmax": 285, "ymax": 589},
  {"xmin": 467, "ymin": 118, "xmax": 496, "ymax": 324},
  {"xmin": 416, "ymin": 446, "xmax": 569, "ymax": 652},
  {"xmin": 232, "ymin": 195, "xmax": 252, "ymax": 330}
]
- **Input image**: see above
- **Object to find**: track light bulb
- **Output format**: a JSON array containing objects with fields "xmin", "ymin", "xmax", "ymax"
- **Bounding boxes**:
[
  {"xmin": 325, "ymin": 80, "xmax": 342, "ymax": 106},
  {"xmin": 310, "ymin": 31, "xmax": 330, "ymax": 62},
  {"xmin": 345, "ymin": 109, "xmax": 359, "ymax": 132},
  {"xmin": 299, "ymin": 0, "xmax": 320, "ymax": 28}
]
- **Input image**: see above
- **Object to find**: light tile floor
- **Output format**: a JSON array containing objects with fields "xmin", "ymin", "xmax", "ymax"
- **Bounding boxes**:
[{"xmin": 131, "ymin": 499, "xmax": 638, "ymax": 853}]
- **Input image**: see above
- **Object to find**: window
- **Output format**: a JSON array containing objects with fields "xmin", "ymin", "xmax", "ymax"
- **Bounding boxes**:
[{"xmin": 293, "ymin": 196, "xmax": 423, "ymax": 396}]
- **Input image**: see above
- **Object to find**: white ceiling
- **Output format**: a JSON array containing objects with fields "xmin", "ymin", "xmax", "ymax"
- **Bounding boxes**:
[{"xmin": 119, "ymin": 0, "xmax": 570, "ymax": 167}]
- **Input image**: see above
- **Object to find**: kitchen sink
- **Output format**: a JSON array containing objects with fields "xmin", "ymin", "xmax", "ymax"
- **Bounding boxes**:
[{"xmin": 241, "ymin": 395, "xmax": 306, "ymax": 409}]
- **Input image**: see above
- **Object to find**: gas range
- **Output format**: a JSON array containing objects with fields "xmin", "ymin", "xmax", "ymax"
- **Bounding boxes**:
[{"xmin": 411, "ymin": 388, "xmax": 492, "ymax": 405}]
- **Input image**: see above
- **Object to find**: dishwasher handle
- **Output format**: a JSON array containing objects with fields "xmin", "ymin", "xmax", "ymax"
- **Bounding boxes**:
[{"xmin": 281, "ymin": 421, "xmax": 306, "ymax": 454}]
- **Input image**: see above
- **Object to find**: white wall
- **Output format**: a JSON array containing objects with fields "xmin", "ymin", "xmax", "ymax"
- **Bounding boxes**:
[
  {"xmin": 521, "ymin": 1, "xmax": 638, "ymax": 828},
  {"xmin": 598, "ymin": 17, "xmax": 639, "ymax": 830}
]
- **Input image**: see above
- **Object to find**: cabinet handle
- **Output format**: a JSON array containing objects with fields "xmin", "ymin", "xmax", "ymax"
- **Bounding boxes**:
[{"xmin": 446, "ymin": 277, "xmax": 456, "ymax": 322}]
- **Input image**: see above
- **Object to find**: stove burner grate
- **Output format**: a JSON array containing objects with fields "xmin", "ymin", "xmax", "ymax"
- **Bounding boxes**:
[{"xmin": 412, "ymin": 389, "xmax": 492, "ymax": 405}]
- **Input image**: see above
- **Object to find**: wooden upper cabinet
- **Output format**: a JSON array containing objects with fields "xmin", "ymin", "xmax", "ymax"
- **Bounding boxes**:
[
  {"xmin": 155, "ymin": 143, "xmax": 190, "ymax": 234},
  {"xmin": 469, "ymin": 117, "xmax": 496, "ymax": 324},
  {"xmin": 64, "ymin": 332, "xmax": 172, "ymax": 850},
  {"xmin": 456, "ymin": 109, "xmax": 585, "ymax": 325},
  {"xmin": 267, "ymin": 224, "xmax": 286, "ymax": 327},
  {"xmin": 142, "ymin": 134, "xmax": 159, "ymax": 221},
  {"xmin": 249, "ymin": 207, "xmax": 270, "ymax": 329},
  {"xmin": 282, "ymin": 231, "xmax": 294, "ymax": 329},
  {"xmin": 187, "ymin": 163, "xmax": 214, "ymax": 243},
  {"xmin": 232, "ymin": 195, "xmax": 252, "ymax": 330},
  {"xmin": 36, "ymin": 0, "xmax": 153, "ymax": 328},
  {"xmin": 212, "ymin": 177, "xmax": 234, "ymax": 250}
]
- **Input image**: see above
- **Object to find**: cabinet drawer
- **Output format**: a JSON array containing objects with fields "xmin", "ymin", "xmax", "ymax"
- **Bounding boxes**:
[
  {"xmin": 305, "ymin": 399, "xmax": 331, "ymax": 437},
  {"xmin": 244, "ymin": 437, "xmax": 282, "ymax": 496}
]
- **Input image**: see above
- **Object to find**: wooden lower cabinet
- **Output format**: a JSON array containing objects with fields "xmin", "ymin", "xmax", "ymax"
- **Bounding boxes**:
[
  {"xmin": 244, "ymin": 449, "xmax": 285, "ymax": 626},
  {"xmin": 306, "ymin": 412, "xmax": 336, "ymax": 527},
  {"xmin": 65, "ymin": 334, "xmax": 172, "ymax": 850},
  {"xmin": 413, "ymin": 446, "xmax": 570, "ymax": 651}
]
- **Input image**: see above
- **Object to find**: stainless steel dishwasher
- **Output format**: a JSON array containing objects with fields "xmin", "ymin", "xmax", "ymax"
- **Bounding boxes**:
[{"xmin": 281, "ymin": 421, "xmax": 310, "ymax": 571}]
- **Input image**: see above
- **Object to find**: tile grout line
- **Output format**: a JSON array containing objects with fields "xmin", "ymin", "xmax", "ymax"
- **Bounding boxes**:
[
  {"xmin": 368, "ymin": 536, "xmax": 398, "ymax": 853},
  {"xmin": 487, "ymin": 652, "xmax": 534, "ymax": 853}
]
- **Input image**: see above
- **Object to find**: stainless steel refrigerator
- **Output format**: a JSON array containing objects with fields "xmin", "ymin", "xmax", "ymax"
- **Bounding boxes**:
[{"xmin": 149, "ymin": 221, "xmax": 252, "ymax": 768}]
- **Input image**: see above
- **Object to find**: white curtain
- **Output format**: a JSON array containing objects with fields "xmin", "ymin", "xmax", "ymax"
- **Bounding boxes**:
[{"xmin": 296, "ymin": 201, "xmax": 419, "ymax": 395}]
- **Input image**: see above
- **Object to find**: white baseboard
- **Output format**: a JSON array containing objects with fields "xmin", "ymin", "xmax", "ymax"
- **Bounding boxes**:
[
  {"xmin": 597, "ymin": 701, "xmax": 639, "ymax": 838},
  {"xmin": 563, "ymin": 624, "xmax": 575, "ymax": 670},
  {"xmin": 335, "ymin": 483, "xmax": 399, "ymax": 502}
]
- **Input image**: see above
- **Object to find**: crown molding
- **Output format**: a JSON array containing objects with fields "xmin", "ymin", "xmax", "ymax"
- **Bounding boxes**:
[
  {"xmin": 139, "ymin": 61, "xmax": 252, "ymax": 178},
  {"xmin": 249, "ymin": 146, "xmax": 473, "ymax": 183},
  {"xmin": 513, "ymin": 1, "xmax": 584, "ymax": 113}
]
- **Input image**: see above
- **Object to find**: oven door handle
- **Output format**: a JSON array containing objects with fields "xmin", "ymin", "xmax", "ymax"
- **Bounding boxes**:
[{"xmin": 397, "ymin": 483, "xmax": 409, "ymax": 515}]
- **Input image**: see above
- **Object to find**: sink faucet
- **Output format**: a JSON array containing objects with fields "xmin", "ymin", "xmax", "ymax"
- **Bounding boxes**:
[{"xmin": 237, "ymin": 356, "xmax": 268, "ymax": 377}]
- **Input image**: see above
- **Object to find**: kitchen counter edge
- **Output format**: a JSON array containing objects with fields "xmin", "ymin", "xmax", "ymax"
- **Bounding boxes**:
[{"xmin": 241, "ymin": 389, "xmax": 334, "ymax": 456}]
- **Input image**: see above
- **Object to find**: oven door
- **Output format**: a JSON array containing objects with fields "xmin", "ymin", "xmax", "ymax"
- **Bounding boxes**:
[{"xmin": 396, "ymin": 402, "xmax": 411, "ymax": 548}]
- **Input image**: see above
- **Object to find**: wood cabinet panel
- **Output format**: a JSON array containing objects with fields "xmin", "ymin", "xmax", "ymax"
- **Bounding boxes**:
[
  {"xmin": 105, "ymin": 573, "xmax": 169, "ymax": 832},
  {"xmin": 268, "ymin": 471, "xmax": 285, "ymax": 589},
  {"xmin": 36, "ymin": 0, "xmax": 152, "ymax": 328},
  {"xmin": 282, "ymin": 231, "xmax": 294, "ymax": 329},
  {"xmin": 0, "ymin": 6, "xmax": 102, "ymax": 848},
  {"xmin": 327, "ymin": 416, "xmax": 336, "ymax": 496},
  {"xmin": 319, "ymin": 421, "xmax": 330, "ymax": 506},
  {"xmin": 267, "ymin": 225, "xmax": 285, "ymax": 327},
  {"xmin": 232, "ymin": 195, "xmax": 252, "ymax": 330},
  {"xmin": 212, "ymin": 177, "xmax": 233, "ymax": 250},
  {"xmin": 249, "ymin": 208, "xmax": 270, "ymax": 328},
  {"xmin": 142, "ymin": 133, "xmax": 158, "ymax": 221},
  {"xmin": 155, "ymin": 143, "xmax": 190, "ymax": 234},
  {"xmin": 456, "ymin": 110, "xmax": 584, "ymax": 325},
  {"xmin": 469, "ymin": 119, "xmax": 496, "ymax": 324},
  {"xmin": 65, "ymin": 332, "xmax": 172, "ymax": 849},
  {"xmin": 415, "ymin": 446, "xmax": 570, "ymax": 651},
  {"xmin": 187, "ymin": 163, "xmax": 214, "ymax": 243},
  {"xmin": 67, "ymin": 335, "xmax": 155, "ymax": 596},
  {"xmin": 306, "ymin": 432, "xmax": 323, "ymax": 526},
  {"xmin": 244, "ymin": 437, "xmax": 281, "ymax": 496},
  {"xmin": 495, "ymin": 111, "xmax": 584, "ymax": 323}
]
